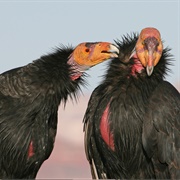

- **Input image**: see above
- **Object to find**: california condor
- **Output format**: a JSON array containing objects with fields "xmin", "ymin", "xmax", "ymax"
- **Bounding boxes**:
[
  {"xmin": 83, "ymin": 28, "xmax": 180, "ymax": 179},
  {"xmin": 0, "ymin": 42, "xmax": 119, "ymax": 179}
]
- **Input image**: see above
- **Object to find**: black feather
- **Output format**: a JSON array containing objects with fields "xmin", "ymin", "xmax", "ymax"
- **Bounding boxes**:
[{"xmin": 0, "ymin": 46, "xmax": 86, "ymax": 179}]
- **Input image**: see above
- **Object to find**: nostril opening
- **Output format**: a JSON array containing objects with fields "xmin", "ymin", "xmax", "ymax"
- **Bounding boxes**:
[{"xmin": 85, "ymin": 49, "xmax": 89, "ymax": 52}]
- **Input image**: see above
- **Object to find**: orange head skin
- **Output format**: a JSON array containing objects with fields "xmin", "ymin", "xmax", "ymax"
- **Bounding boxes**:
[
  {"xmin": 70, "ymin": 42, "xmax": 119, "ymax": 67},
  {"xmin": 135, "ymin": 27, "xmax": 163, "ymax": 76}
]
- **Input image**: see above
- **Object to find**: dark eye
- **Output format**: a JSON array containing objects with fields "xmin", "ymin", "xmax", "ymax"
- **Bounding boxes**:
[{"xmin": 85, "ymin": 48, "xmax": 90, "ymax": 52}]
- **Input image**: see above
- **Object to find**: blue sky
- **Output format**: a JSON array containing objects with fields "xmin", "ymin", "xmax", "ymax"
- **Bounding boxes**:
[{"xmin": 0, "ymin": 1, "xmax": 179, "ymax": 93}]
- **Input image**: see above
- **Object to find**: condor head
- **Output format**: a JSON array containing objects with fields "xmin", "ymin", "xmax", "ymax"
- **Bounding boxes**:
[
  {"xmin": 70, "ymin": 42, "xmax": 119, "ymax": 68},
  {"xmin": 135, "ymin": 27, "xmax": 163, "ymax": 76}
]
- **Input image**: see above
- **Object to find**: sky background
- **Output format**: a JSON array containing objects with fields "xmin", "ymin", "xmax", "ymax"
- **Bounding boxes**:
[{"xmin": 0, "ymin": 0, "xmax": 179, "ymax": 179}]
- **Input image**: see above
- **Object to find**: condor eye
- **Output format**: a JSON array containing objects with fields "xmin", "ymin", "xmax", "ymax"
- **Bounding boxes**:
[{"xmin": 85, "ymin": 48, "xmax": 90, "ymax": 52}]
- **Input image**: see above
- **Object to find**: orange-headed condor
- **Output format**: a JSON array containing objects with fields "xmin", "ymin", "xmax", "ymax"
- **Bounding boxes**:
[{"xmin": 0, "ymin": 42, "xmax": 119, "ymax": 179}]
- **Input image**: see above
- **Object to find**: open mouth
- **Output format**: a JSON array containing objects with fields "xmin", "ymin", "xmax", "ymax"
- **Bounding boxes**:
[{"xmin": 101, "ymin": 44, "xmax": 119, "ymax": 58}]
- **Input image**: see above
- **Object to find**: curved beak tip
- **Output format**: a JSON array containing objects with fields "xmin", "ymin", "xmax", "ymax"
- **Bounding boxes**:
[
  {"xmin": 146, "ymin": 66, "xmax": 154, "ymax": 76},
  {"xmin": 109, "ymin": 44, "xmax": 119, "ymax": 57}
]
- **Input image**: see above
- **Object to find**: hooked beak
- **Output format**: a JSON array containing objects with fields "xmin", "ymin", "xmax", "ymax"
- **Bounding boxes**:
[{"xmin": 106, "ymin": 44, "xmax": 119, "ymax": 58}]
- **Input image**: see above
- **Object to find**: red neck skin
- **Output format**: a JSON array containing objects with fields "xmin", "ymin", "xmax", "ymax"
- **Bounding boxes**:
[
  {"xmin": 130, "ymin": 52, "xmax": 144, "ymax": 77},
  {"xmin": 67, "ymin": 55, "xmax": 90, "ymax": 81}
]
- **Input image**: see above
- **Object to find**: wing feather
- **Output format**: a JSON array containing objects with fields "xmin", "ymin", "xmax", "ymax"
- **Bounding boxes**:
[
  {"xmin": 142, "ymin": 81, "xmax": 180, "ymax": 178},
  {"xmin": 83, "ymin": 86, "xmax": 107, "ymax": 179}
]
